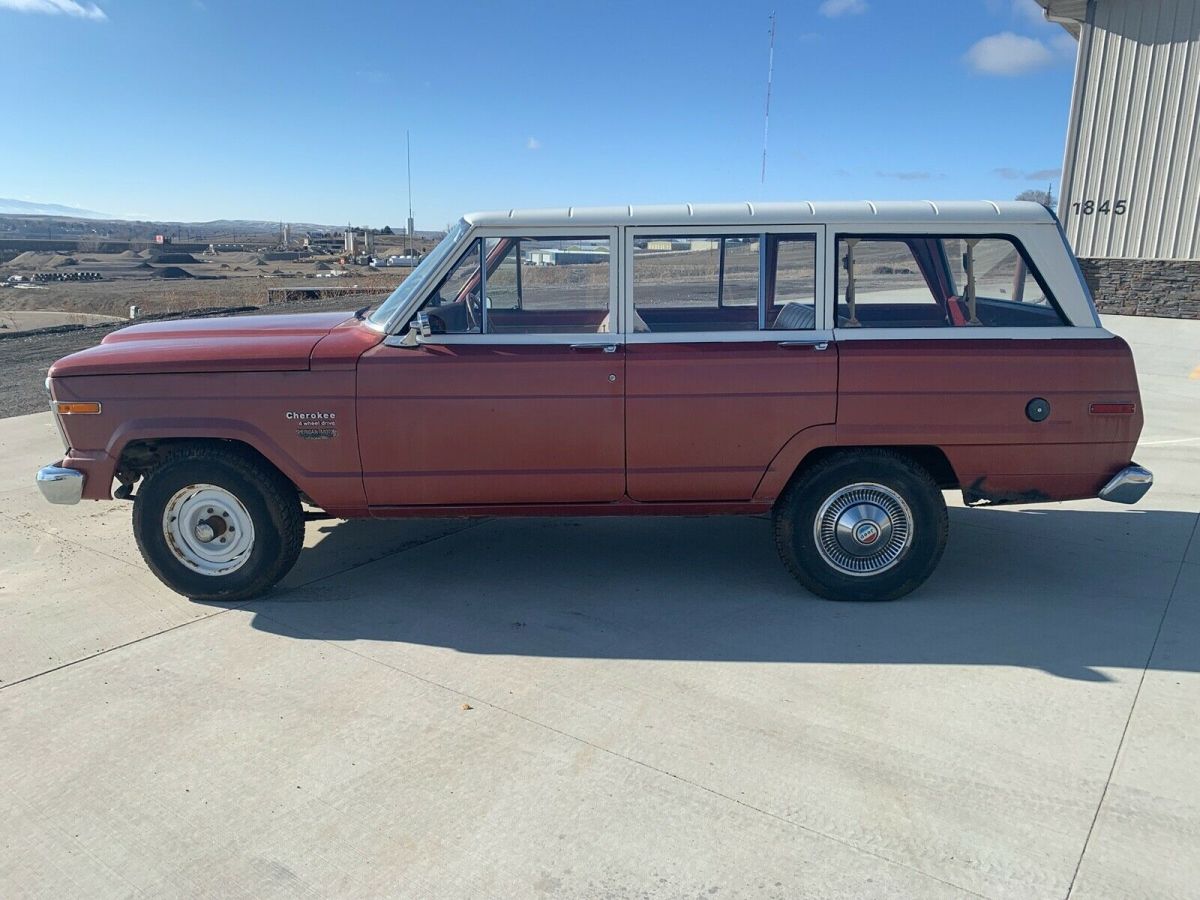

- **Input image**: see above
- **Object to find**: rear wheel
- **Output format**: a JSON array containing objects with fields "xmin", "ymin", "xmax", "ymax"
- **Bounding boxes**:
[
  {"xmin": 774, "ymin": 450, "xmax": 948, "ymax": 601},
  {"xmin": 132, "ymin": 445, "xmax": 304, "ymax": 601}
]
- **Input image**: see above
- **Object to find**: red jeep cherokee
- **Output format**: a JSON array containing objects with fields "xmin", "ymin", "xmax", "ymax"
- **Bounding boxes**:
[{"xmin": 38, "ymin": 201, "xmax": 1152, "ymax": 602}]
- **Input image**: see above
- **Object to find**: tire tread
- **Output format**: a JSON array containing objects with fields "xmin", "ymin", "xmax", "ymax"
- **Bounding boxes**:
[
  {"xmin": 773, "ymin": 449, "xmax": 948, "ymax": 601},
  {"xmin": 132, "ymin": 444, "xmax": 303, "ymax": 601}
]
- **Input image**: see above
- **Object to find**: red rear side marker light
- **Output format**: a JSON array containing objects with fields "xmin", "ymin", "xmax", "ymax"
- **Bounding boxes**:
[{"xmin": 1090, "ymin": 403, "xmax": 1136, "ymax": 415}]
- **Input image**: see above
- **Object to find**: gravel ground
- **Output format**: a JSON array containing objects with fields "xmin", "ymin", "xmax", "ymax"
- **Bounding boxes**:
[{"xmin": 0, "ymin": 297, "xmax": 369, "ymax": 419}]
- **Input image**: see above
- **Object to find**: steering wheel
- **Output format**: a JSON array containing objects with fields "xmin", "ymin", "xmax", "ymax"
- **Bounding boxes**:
[{"xmin": 464, "ymin": 290, "xmax": 483, "ymax": 331}]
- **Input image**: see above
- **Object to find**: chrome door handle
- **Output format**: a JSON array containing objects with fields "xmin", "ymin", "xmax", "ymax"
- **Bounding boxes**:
[
  {"xmin": 570, "ymin": 343, "xmax": 618, "ymax": 353},
  {"xmin": 778, "ymin": 340, "xmax": 829, "ymax": 350}
]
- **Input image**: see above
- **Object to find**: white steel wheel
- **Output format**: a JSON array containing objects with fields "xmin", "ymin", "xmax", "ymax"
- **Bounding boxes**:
[
  {"xmin": 812, "ymin": 482, "xmax": 914, "ymax": 577},
  {"xmin": 162, "ymin": 483, "xmax": 256, "ymax": 576}
]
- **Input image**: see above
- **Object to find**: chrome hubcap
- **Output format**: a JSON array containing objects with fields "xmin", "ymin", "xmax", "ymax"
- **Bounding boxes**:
[
  {"xmin": 162, "ymin": 484, "xmax": 255, "ymax": 576},
  {"xmin": 814, "ymin": 483, "xmax": 913, "ymax": 576}
]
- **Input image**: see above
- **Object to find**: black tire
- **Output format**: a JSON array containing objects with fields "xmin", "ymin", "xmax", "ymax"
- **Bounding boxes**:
[
  {"xmin": 773, "ymin": 449, "xmax": 948, "ymax": 602},
  {"xmin": 132, "ymin": 444, "xmax": 304, "ymax": 602}
]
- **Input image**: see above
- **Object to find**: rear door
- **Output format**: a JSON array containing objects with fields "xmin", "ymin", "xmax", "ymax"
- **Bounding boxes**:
[{"xmin": 623, "ymin": 225, "xmax": 838, "ymax": 502}]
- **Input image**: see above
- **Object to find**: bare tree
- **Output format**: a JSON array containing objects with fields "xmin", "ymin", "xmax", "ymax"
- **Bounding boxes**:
[{"xmin": 1016, "ymin": 188, "xmax": 1056, "ymax": 212}]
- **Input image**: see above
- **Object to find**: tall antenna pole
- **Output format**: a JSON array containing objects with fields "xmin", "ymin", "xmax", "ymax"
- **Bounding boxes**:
[
  {"xmin": 406, "ymin": 130, "xmax": 414, "ymax": 256},
  {"xmin": 761, "ymin": 11, "xmax": 776, "ymax": 184}
]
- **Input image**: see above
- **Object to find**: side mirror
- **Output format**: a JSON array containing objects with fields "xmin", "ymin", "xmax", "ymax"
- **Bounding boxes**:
[{"xmin": 415, "ymin": 310, "xmax": 433, "ymax": 337}]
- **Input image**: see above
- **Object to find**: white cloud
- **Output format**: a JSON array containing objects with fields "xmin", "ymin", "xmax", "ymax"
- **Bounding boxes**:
[
  {"xmin": 818, "ymin": 0, "xmax": 867, "ymax": 18},
  {"xmin": 877, "ymin": 170, "xmax": 942, "ymax": 181},
  {"xmin": 526, "ymin": 137, "xmax": 542, "ymax": 151},
  {"xmin": 995, "ymin": 166, "xmax": 1061, "ymax": 180},
  {"xmin": 964, "ymin": 32, "xmax": 1054, "ymax": 75},
  {"xmin": 0, "ymin": 0, "xmax": 106, "ymax": 20}
]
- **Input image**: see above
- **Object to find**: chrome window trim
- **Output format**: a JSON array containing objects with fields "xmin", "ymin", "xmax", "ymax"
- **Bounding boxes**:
[
  {"xmin": 374, "ymin": 220, "xmax": 477, "ymax": 335},
  {"xmin": 624, "ymin": 328, "xmax": 834, "ymax": 346},
  {"xmin": 383, "ymin": 331, "xmax": 626, "ymax": 348},
  {"xmin": 831, "ymin": 325, "xmax": 1115, "ymax": 341}
]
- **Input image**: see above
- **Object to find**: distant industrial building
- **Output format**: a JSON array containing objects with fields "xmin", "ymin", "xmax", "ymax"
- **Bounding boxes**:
[
  {"xmin": 524, "ymin": 248, "xmax": 609, "ymax": 266},
  {"xmin": 1039, "ymin": 0, "xmax": 1200, "ymax": 317}
]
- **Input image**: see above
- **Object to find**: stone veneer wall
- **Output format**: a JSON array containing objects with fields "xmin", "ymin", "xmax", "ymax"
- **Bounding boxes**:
[{"xmin": 1077, "ymin": 257, "xmax": 1200, "ymax": 319}]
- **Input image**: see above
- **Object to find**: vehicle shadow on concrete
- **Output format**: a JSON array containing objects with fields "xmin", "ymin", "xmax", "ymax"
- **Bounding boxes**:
[{"xmin": 201, "ymin": 507, "xmax": 1198, "ymax": 682}]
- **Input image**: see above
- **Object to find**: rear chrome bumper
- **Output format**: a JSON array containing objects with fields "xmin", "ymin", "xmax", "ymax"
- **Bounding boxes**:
[
  {"xmin": 1098, "ymin": 464, "xmax": 1153, "ymax": 505},
  {"xmin": 37, "ymin": 465, "xmax": 85, "ymax": 505}
]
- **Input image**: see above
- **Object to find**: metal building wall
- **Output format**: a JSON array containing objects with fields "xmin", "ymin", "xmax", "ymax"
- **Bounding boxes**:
[{"xmin": 1060, "ymin": 0, "xmax": 1200, "ymax": 261}]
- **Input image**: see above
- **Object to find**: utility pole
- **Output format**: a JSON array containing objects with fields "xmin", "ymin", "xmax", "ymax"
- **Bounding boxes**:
[{"xmin": 761, "ymin": 11, "xmax": 776, "ymax": 184}]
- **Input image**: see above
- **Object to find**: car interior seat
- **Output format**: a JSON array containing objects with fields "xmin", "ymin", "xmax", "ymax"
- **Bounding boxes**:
[
  {"xmin": 771, "ymin": 301, "xmax": 816, "ymax": 330},
  {"xmin": 597, "ymin": 309, "xmax": 650, "ymax": 333}
]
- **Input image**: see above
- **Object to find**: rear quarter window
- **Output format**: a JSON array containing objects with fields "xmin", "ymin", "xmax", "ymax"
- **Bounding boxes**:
[{"xmin": 835, "ymin": 234, "xmax": 1067, "ymax": 328}]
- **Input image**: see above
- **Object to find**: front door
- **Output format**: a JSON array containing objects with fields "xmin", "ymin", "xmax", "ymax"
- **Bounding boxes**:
[
  {"xmin": 623, "ymin": 227, "xmax": 838, "ymax": 501},
  {"xmin": 358, "ymin": 228, "xmax": 625, "ymax": 507}
]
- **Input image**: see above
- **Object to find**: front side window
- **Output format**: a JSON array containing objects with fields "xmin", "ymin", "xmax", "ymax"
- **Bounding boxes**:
[
  {"xmin": 835, "ymin": 235, "xmax": 1066, "ymax": 328},
  {"xmin": 414, "ymin": 238, "xmax": 485, "ymax": 334},
  {"xmin": 485, "ymin": 237, "xmax": 611, "ymax": 334},
  {"xmin": 631, "ymin": 233, "xmax": 816, "ymax": 332},
  {"xmin": 411, "ymin": 236, "xmax": 611, "ymax": 335}
]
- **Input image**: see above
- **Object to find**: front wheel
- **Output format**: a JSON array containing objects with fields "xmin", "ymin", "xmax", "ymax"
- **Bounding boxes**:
[
  {"xmin": 773, "ymin": 450, "xmax": 948, "ymax": 601},
  {"xmin": 132, "ymin": 446, "xmax": 304, "ymax": 601}
]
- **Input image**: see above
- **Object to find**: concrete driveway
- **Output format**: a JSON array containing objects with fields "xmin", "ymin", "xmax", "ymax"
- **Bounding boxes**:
[{"xmin": 1, "ymin": 315, "xmax": 1197, "ymax": 899}]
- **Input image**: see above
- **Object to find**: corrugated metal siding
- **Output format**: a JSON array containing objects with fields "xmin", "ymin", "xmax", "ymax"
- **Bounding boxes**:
[{"xmin": 1060, "ymin": 0, "xmax": 1200, "ymax": 260}]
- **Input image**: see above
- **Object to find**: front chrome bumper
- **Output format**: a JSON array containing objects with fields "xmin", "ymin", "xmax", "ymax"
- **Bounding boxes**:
[
  {"xmin": 1098, "ymin": 464, "xmax": 1153, "ymax": 505},
  {"xmin": 37, "ymin": 465, "xmax": 85, "ymax": 505}
]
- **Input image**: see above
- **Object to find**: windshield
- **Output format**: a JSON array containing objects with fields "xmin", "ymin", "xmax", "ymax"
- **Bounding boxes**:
[{"xmin": 366, "ymin": 219, "xmax": 471, "ymax": 329}]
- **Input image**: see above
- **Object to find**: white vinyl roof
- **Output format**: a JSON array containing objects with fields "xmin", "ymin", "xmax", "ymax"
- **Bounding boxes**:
[{"xmin": 462, "ymin": 200, "xmax": 1057, "ymax": 229}]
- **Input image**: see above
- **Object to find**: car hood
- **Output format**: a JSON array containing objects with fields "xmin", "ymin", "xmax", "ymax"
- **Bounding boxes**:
[{"xmin": 49, "ymin": 312, "xmax": 358, "ymax": 378}]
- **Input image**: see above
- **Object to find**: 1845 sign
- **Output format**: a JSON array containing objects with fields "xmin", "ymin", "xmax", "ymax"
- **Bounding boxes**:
[{"xmin": 1072, "ymin": 199, "xmax": 1128, "ymax": 215}]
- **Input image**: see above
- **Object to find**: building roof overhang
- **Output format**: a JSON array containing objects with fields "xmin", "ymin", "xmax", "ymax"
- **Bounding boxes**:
[{"xmin": 1035, "ymin": 0, "xmax": 1087, "ymax": 38}]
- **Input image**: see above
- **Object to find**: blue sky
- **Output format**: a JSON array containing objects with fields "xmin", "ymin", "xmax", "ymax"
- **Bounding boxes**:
[{"xmin": 0, "ymin": 0, "xmax": 1077, "ymax": 228}]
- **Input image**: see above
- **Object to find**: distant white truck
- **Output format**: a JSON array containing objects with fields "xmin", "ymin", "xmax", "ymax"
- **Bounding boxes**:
[{"xmin": 370, "ymin": 254, "xmax": 421, "ymax": 268}]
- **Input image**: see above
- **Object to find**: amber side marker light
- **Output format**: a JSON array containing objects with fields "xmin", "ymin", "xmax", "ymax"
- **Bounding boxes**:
[
  {"xmin": 1090, "ymin": 403, "xmax": 1136, "ymax": 415},
  {"xmin": 55, "ymin": 401, "xmax": 102, "ymax": 415}
]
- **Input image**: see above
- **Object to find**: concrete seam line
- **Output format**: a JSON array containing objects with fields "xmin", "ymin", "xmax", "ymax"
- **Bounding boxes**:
[
  {"xmin": 0, "ymin": 520, "xmax": 490, "ymax": 690},
  {"xmin": 254, "ymin": 613, "xmax": 995, "ymax": 900},
  {"xmin": 1064, "ymin": 511, "xmax": 1200, "ymax": 900},
  {"xmin": 4, "ymin": 515, "xmax": 148, "ymax": 572},
  {"xmin": 0, "ymin": 606, "xmax": 242, "ymax": 692}
]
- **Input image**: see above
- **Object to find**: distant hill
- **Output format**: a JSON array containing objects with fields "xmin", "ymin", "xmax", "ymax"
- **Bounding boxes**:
[{"xmin": 0, "ymin": 198, "xmax": 114, "ymax": 219}]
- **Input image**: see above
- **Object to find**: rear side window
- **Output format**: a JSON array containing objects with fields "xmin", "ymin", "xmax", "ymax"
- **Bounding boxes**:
[
  {"xmin": 631, "ymin": 233, "xmax": 816, "ymax": 332},
  {"xmin": 836, "ymin": 235, "xmax": 1066, "ymax": 328},
  {"xmin": 766, "ymin": 236, "xmax": 817, "ymax": 329},
  {"xmin": 835, "ymin": 239, "xmax": 942, "ymax": 328},
  {"xmin": 632, "ymin": 236, "xmax": 761, "ymax": 332},
  {"xmin": 943, "ymin": 238, "xmax": 1058, "ymax": 321}
]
